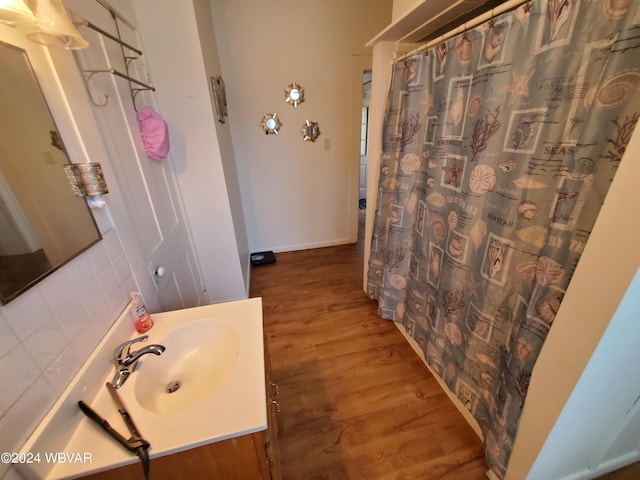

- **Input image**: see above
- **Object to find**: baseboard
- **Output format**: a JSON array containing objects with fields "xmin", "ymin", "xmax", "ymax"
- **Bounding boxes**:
[
  {"xmin": 257, "ymin": 237, "xmax": 354, "ymax": 254},
  {"xmin": 557, "ymin": 451, "xmax": 640, "ymax": 480}
]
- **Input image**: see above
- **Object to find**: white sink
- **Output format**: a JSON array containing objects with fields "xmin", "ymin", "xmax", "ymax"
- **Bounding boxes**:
[
  {"xmin": 134, "ymin": 318, "xmax": 240, "ymax": 413},
  {"xmin": 18, "ymin": 298, "xmax": 266, "ymax": 480}
]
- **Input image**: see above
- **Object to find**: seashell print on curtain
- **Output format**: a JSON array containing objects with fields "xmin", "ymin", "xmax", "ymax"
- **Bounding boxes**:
[{"xmin": 366, "ymin": 0, "xmax": 640, "ymax": 477}]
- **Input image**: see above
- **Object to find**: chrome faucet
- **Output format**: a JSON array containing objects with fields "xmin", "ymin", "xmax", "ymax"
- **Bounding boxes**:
[{"xmin": 112, "ymin": 335, "xmax": 166, "ymax": 389}]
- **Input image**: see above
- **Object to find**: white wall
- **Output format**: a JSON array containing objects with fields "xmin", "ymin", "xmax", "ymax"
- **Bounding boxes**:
[
  {"xmin": 210, "ymin": 0, "xmax": 393, "ymax": 253},
  {"xmin": 525, "ymin": 269, "xmax": 640, "ymax": 479},
  {"xmin": 194, "ymin": 0, "xmax": 250, "ymax": 290},
  {"xmin": 132, "ymin": 0, "xmax": 250, "ymax": 301}
]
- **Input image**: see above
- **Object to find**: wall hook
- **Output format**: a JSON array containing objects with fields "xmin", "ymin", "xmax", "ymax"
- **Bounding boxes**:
[
  {"xmin": 81, "ymin": 68, "xmax": 155, "ymax": 109},
  {"xmin": 76, "ymin": 12, "xmax": 155, "ymax": 112},
  {"xmin": 82, "ymin": 70, "xmax": 109, "ymax": 107}
]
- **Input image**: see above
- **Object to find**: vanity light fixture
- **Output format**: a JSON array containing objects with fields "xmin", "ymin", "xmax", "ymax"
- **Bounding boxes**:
[
  {"xmin": 260, "ymin": 113, "xmax": 282, "ymax": 135},
  {"xmin": 26, "ymin": 0, "xmax": 89, "ymax": 49},
  {"xmin": 284, "ymin": 82, "xmax": 305, "ymax": 108},
  {"xmin": 0, "ymin": 0, "xmax": 89, "ymax": 49},
  {"xmin": 0, "ymin": 0, "xmax": 38, "ymax": 26},
  {"xmin": 301, "ymin": 120, "xmax": 320, "ymax": 142}
]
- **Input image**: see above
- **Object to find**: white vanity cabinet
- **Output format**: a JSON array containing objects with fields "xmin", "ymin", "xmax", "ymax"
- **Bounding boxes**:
[{"xmin": 79, "ymin": 338, "xmax": 281, "ymax": 480}]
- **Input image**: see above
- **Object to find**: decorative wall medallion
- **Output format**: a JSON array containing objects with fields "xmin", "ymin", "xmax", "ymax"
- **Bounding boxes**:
[
  {"xmin": 260, "ymin": 113, "xmax": 282, "ymax": 135},
  {"xmin": 285, "ymin": 82, "xmax": 305, "ymax": 108},
  {"xmin": 301, "ymin": 120, "xmax": 320, "ymax": 142}
]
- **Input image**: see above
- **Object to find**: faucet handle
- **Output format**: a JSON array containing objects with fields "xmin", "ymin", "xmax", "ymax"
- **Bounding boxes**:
[{"xmin": 114, "ymin": 335, "xmax": 149, "ymax": 362}]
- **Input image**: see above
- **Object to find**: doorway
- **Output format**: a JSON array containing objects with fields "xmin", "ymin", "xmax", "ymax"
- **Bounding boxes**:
[{"xmin": 359, "ymin": 70, "xmax": 372, "ymax": 211}]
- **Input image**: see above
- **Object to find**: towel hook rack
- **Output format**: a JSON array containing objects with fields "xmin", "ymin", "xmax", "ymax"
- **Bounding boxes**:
[
  {"xmin": 76, "ymin": 6, "xmax": 155, "ymax": 111},
  {"xmin": 81, "ymin": 68, "xmax": 155, "ymax": 108}
]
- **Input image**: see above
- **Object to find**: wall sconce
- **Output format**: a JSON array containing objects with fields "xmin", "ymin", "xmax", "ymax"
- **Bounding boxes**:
[
  {"xmin": 0, "ymin": 0, "xmax": 88, "ymax": 49},
  {"xmin": 64, "ymin": 163, "xmax": 109, "ymax": 204}
]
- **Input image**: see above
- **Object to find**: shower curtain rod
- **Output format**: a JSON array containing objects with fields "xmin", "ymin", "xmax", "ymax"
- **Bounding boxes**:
[{"xmin": 394, "ymin": 0, "xmax": 531, "ymax": 63}]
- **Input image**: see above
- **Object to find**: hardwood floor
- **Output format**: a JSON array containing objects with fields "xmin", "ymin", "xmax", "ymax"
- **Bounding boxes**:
[
  {"xmin": 250, "ymin": 213, "xmax": 640, "ymax": 479},
  {"xmin": 249, "ymin": 215, "xmax": 488, "ymax": 479}
]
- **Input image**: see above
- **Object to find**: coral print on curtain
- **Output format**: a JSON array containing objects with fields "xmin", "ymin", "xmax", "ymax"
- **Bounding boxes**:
[{"xmin": 367, "ymin": 0, "xmax": 640, "ymax": 477}]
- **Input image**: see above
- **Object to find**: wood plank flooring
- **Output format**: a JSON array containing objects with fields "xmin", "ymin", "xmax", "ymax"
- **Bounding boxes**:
[
  {"xmin": 249, "ymin": 216, "xmax": 638, "ymax": 480},
  {"xmin": 249, "ymin": 217, "xmax": 488, "ymax": 479}
]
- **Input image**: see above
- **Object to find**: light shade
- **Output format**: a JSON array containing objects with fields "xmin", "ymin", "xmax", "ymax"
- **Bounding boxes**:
[
  {"xmin": 0, "ymin": 0, "xmax": 38, "ymax": 26},
  {"xmin": 25, "ymin": 0, "xmax": 88, "ymax": 49}
]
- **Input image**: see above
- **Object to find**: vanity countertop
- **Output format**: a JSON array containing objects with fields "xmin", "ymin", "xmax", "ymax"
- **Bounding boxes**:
[{"xmin": 18, "ymin": 298, "xmax": 266, "ymax": 480}]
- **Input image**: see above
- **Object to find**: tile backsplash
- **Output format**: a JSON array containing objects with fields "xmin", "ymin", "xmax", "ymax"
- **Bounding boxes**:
[{"xmin": 0, "ymin": 210, "xmax": 137, "ymax": 479}]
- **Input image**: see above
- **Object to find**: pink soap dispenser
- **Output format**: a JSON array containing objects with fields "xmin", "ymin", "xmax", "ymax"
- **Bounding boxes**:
[{"xmin": 130, "ymin": 291, "xmax": 154, "ymax": 333}]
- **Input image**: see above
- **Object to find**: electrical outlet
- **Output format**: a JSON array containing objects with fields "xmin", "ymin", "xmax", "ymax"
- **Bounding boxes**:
[{"xmin": 324, "ymin": 138, "xmax": 331, "ymax": 150}]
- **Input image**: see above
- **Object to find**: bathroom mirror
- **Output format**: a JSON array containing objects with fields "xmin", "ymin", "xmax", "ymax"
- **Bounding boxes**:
[
  {"xmin": 260, "ymin": 113, "xmax": 282, "ymax": 135},
  {"xmin": 301, "ymin": 120, "xmax": 320, "ymax": 142},
  {"xmin": 0, "ymin": 41, "xmax": 101, "ymax": 304},
  {"xmin": 284, "ymin": 82, "xmax": 304, "ymax": 108}
]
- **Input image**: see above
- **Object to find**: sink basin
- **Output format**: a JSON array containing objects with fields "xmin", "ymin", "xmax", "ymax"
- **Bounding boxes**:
[
  {"xmin": 134, "ymin": 318, "xmax": 240, "ymax": 413},
  {"xmin": 18, "ymin": 298, "xmax": 266, "ymax": 480}
]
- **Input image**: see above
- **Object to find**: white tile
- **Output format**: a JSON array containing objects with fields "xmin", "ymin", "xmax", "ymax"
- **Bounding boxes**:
[
  {"xmin": 0, "ymin": 345, "xmax": 41, "ymax": 412},
  {"xmin": 102, "ymin": 229, "xmax": 124, "ymax": 261},
  {"xmin": 88, "ymin": 241, "xmax": 110, "ymax": 274},
  {"xmin": 65, "ymin": 251, "xmax": 95, "ymax": 290},
  {"xmin": 37, "ymin": 268, "xmax": 72, "ymax": 304},
  {"xmin": 113, "ymin": 252, "xmax": 133, "ymax": 283},
  {"xmin": 40, "ymin": 270, "xmax": 89, "ymax": 341},
  {"xmin": 90, "ymin": 301, "xmax": 116, "ymax": 335},
  {"xmin": 107, "ymin": 287, "xmax": 129, "ymax": 321},
  {"xmin": 0, "ymin": 377, "xmax": 56, "ymax": 464},
  {"xmin": 2, "ymin": 289, "xmax": 50, "ymax": 341},
  {"xmin": 0, "ymin": 312, "xmax": 19, "ymax": 358},
  {"xmin": 43, "ymin": 343, "xmax": 83, "ymax": 397},
  {"xmin": 98, "ymin": 264, "xmax": 120, "ymax": 297},
  {"xmin": 22, "ymin": 316, "xmax": 68, "ymax": 370},
  {"xmin": 77, "ymin": 276, "xmax": 108, "ymax": 317},
  {"xmin": 91, "ymin": 207, "xmax": 114, "ymax": 234},
  {"xmin": 120, "ymin": 276, "xmax": 138, "ymax": 299},
  {"xmin": 69, "ymin": 322, "xmax": 101, "ymax": 364}
]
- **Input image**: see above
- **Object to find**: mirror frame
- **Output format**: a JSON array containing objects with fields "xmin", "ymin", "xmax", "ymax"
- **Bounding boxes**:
[
  {"xmin": 284, "ymin": 82, "xmax": 305, "ymax": 108},
  {"xmin": 259, "ymin": 113, "xmax": 282, "ymax": 135},
  {"xmin": 301, "ymin": 120, "xmax": 320, "ymax": 142}
]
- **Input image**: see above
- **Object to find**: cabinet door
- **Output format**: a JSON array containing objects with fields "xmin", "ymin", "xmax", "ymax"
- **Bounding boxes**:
[{"xmin": 81, "ymin": 435, "xmax": 265, "ymax": 480}]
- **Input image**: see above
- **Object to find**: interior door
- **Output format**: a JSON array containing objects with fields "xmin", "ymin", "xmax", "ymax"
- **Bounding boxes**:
[
  {"xmin": 66, "ymin": 0, "xmax": 205, "ymax": 311},
  {"xmin": 0, "ymin": 170, "xmax": 39, "ymax": 255}
]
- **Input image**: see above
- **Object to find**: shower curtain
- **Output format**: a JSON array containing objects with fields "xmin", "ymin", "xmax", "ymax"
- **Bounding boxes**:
[{"xmin": 366, "ymin": 0, "xmax": 640, "ymax": 476}]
